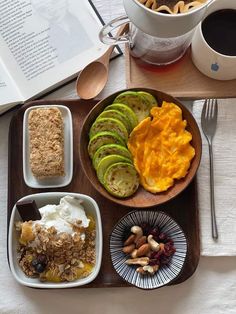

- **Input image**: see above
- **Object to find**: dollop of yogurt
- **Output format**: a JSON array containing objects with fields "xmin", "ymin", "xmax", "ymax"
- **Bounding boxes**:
[{"xmin": 33, "ymin": 196, "xmax": 90, "ymax": 235}]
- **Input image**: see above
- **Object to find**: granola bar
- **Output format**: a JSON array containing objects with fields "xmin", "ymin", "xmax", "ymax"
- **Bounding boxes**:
[{"xmin": 28, "ymin": 107, "xmax": 65, "ymax": 178}]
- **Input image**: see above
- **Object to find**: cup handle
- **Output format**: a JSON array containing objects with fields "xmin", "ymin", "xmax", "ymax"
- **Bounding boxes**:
[{"xmin": 99, "ymin": 15, "xmax": 130, "ymax": 45}]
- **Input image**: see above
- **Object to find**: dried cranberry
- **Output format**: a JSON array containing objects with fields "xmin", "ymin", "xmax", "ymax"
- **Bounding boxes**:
[
  {"xmin": 140, "ymin": 222, "xmax": 151, "ymax": 235},
  {"xmin": 158, "ymin": 232, "xmax": 167, "ymax": 242},
  {"xmin": 154, "ymin": 250, "xmax": 163, "ymax": 260},
  {"xmin": 149, "ymin": 259, "xmax": 157, "ymax": 266},
  {"xmin": 149, "ymin": 226, "xmax": 159, "ymax": 240},
  {"xmin": 163, "ymin": 242, "xmax": 176, "ymax": 256},
  {"xmin": 149, "ymin": 259, "xmax": 160, "ymax": 266},
  {"xmin": 37, "ymin": 254, "xmax": 47, "ymax": 264},
  {"xmin": 160, "ymin": 255, "xmax": 171, "ymax": 265},
  {"xmin": 165, "ymin": 238, "xmax": 174, "ymax": 245},
  {"xmin": 150, "ymin": 251, "xmax": 157, "ymax": 259}
]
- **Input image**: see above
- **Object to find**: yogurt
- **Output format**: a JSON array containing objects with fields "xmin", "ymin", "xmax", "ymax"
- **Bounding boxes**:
[{"xmin": 33, "ymin": 196, "xmax": 90, "ymax": 235}]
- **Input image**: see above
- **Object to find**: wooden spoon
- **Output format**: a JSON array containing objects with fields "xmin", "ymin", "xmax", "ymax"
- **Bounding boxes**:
[{"xmin": 76, "ymin": 24, "xmax": 128, "ymax": 100}]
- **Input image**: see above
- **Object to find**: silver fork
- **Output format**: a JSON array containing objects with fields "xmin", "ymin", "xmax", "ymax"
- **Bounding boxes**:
[{"xmin": 201, "ymin": 99, "xmax": 218, "ymax": 240}]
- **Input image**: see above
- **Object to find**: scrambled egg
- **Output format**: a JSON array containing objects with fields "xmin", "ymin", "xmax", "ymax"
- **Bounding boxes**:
[{"xmin": 127, "ymin": 101, "xmax": 195, "ymax": 193}]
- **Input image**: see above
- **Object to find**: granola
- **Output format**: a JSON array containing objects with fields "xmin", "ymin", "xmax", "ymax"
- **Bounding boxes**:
[{"xmin": 16, "ymin": 196, "xmax": 96, "ymax": 282}]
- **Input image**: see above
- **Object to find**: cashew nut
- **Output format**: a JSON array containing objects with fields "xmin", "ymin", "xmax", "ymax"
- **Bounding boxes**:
[
  {"xmin": 143, "ymin": 265, "xmax": 159, "ymax": 274},
  {"xmin": 147, "ymin": 235, "xmax": 160, "ymax": 252},
  {"xmin": 136, "ymin": 265, "xmax": 159, "ymax": 274},
  {"xmin": 131, "ymin": 225, "xmax": 143, "ymax": 243},
  {"xmin": 125, "ymin": 257, "xmax": 149, "ymax": 266}
]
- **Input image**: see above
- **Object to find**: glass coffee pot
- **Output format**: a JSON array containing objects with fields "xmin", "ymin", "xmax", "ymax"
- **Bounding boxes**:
[{"xmin": 99, "ymin": 0, "xmax": 213, "ymax": 66}]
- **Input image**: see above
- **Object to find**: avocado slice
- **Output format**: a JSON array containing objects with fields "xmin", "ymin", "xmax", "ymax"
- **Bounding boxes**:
[
  {"xmin": 92, "ymin": 143, "xmax": 132, "ymax": 170},
  {"xmin": 88, "ymin": 131, "xmax": 125, "ymax": 159},
  {"xmin": 104, "ymin": 103, "xmax": 138, "ymax": 130},
  {"xmin": 96, "ymin": 154, "xmax": 132, "ymax": 184},
  {"xmin": 113, "ymin": 91, "xmax": 151, "ymax": 123},
  {"xmin": 89, "ymin": 117, "xmax": 128, "ymax": 142},
  {"xmin": 103, "ymin": 162, "xmax": 139, "ymax": 198},
  {"xmin": 96, "ymin": 109, "xmax": 132, "ymax": 134}
]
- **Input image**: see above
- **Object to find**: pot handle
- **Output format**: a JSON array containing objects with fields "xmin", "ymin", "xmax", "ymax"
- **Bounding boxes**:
[
  {"xmin": 203, "ymin": 0, "xmax": 215, "ymax": 18},
  {"xmin": 99, "ymin": 15, "xmax": 130, "ymax": 45}
]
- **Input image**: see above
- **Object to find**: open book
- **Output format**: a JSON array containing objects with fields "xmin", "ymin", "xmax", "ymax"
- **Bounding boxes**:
[{"xmin": 0, "ymin": 0, "xmax": 120, "ymax": 115}]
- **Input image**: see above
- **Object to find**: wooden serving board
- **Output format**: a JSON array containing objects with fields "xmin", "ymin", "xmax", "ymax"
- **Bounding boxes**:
[
  {"xmin": 8, "ymin": 99, "xmax": 200, "ymax": 288},
  {"xmin": 126, "ymin": 46, "xmax": 236, "ymax": 100}
]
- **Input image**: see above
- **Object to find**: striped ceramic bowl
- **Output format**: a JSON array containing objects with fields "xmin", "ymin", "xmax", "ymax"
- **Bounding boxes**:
[{"xmin": 110, "ymin": 210, "xmax": 187, "ymax": 290}]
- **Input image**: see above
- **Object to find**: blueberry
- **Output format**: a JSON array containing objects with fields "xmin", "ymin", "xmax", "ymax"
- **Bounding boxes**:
[
  {"xmin": 31, "ymin": 259, "xmax": 38, "ymax": 268},
  {"xmin": 35, "ymin": 263, "xmax": 46, "ymax": 273}
]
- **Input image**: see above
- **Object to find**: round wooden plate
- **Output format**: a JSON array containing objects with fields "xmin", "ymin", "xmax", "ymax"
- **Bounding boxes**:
[{"xmin": 79, "ymin": 88, "xmax": 202, "ymax": 208}]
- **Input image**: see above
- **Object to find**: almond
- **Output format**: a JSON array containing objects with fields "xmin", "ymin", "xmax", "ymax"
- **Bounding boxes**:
[
  {"xmin": 122, "ymin": 244, "xmax": 135, "ymax": 254},
  {"xmin": 136, "ymin": 243, "xmax": 151, "ymax": 257},
  {"xmin": 135, "ymin": 236, "xmax": 147, "ymax": 248},
  {"xmin": 124, "ymin": 234, "xmax": 136, "ymax": 246}
]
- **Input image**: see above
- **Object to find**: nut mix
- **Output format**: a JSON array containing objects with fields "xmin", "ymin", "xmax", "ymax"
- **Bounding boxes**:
[{"xmin": 123, "ymin": 223, "xmax": 176, "ymax": 275}]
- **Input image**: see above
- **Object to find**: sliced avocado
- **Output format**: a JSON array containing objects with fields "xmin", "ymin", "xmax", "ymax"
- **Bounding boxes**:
[
  {"xmin": 104, "ymin": 103, "xmax": 138, "ymax": 130},
  {"xmin": 103, "ymin": 162, "xmax": 139, "ymax": 198},
  {"xmin": 89, "ymin": 117, "xmax": 128, "ymax": 142},
  {"xmin": 96, "ymin": 109, "xmax": 132, "ymax": 134},
  {"xmin": 96, "ymin": 155, "xmax": 132, "ymax": 184},
  {"xmin": 88, "ymin": 131, "xmax": 125, "ymax": 159},
  {"xmin": 137, "ymin": 91, "xmax": 158, "ymax": 108},
  {"xmin": 92, "ymin": 143, "xmax": 132, "ymax": 170},
  {"xmin": 113, "ymin": 91, "xmax": 150, "ymax": 123}
]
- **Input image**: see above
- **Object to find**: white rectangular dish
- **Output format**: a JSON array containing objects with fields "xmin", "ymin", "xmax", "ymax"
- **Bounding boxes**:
[
  {"xmin": 23, "ymin": 105, "xmax": 73, "ymax": 188},
  {"xmin": 8, "ymin": 192, "xmax": 103, "ymax": 288}
]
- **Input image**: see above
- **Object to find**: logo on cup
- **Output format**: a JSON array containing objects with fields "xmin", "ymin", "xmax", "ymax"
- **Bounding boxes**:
[{"xmin": 211, "ymin": 63, "xmax": 219, "ymax": 72}]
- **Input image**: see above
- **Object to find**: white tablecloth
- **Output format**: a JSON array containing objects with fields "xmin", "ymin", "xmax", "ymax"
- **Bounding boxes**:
[{"xmin": 0, "ymin": 0, "xmax": 236, "ymax": 313}]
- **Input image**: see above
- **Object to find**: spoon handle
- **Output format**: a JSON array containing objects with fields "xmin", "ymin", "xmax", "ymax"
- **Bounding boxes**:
[{"xmin": 99, "ymin": 23, "xmax": 129, "ymax": 63}]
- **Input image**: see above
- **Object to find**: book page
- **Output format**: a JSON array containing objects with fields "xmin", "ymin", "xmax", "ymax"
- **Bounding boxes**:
[
  {"xmin": 0, "ymin": 58, "xmax": 23, "ymax": 108},
  {"xmin": 0, "ymin": 0, "xmax": 109, "ymax": 100}
]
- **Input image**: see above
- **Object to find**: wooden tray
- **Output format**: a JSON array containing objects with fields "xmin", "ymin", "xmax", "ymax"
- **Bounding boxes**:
[
  {"xmin": 8, "ymin": 99, "xmax": 200, "ymax": 288},
  {"xmin": 126, "ymin": 46, "xmax": 236, "ymax": 100}
]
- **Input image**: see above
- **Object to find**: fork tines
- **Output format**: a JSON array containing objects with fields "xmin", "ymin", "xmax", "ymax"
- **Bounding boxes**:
[
  {"xmin": 202, "ymin": 99, "xmax": 218, "ymax": 118},
  {"xmin": 201, "ymin": 99, "xmax": 218, "ymax": 135}
]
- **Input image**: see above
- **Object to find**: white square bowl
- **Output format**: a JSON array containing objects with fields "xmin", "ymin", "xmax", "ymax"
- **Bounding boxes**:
[
  {"xmin": 23, "ymin": 105, "xmax": 73, "ymax": 188},
  {"xmin": 8, "ymin": 192, "xmax": 103, "ymax": 288}
]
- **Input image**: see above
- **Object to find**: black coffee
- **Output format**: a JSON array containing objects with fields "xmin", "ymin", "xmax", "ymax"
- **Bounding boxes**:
[{"xmin": 201, "ymin": 9, "xmax": 236, "ymax": 56}]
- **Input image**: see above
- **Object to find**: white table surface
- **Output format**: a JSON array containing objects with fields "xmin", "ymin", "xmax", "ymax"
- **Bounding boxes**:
[{"xmin": 0, "ymin": 1, "xmax": 236, "ymax": 313}]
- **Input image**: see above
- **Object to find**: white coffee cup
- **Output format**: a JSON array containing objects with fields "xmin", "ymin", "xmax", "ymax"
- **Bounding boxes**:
[{"xmin": 191, "ymin": 0, "xmax": 236, "ymax": 80}]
